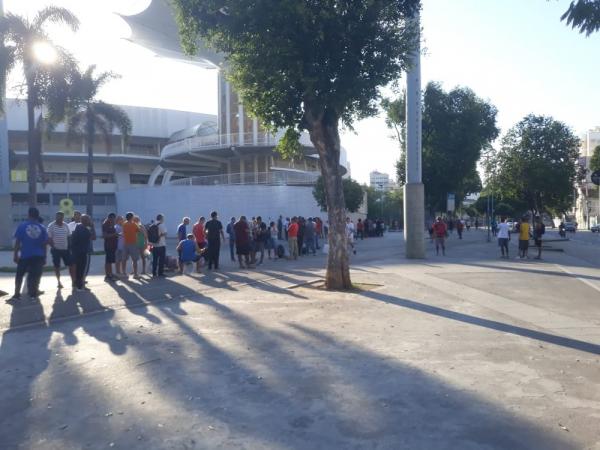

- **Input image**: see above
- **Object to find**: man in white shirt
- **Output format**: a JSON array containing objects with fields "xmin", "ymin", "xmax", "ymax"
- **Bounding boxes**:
[
  {"xmin": 497, "ymin": 217, "xmax": 511, "ymax": 259},
  {"xmin": 152, "ymin": 214, "xmax": 168, "ymax": 277},
  {"xmin": 346, "ymin": 217, "xmax": 356, "ymax": 255},
  {"xmin": 47, "ymin": 211, "xmax": 74, "ymax": 288}
]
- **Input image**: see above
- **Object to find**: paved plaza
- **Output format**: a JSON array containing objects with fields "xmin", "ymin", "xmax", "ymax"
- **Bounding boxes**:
[{"xmin": 0, "ymin": 230, "xmax": 599, "ymax": 449}]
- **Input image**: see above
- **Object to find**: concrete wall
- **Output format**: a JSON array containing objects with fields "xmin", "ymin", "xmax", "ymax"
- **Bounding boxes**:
[{"xmin": 116, "ymin": 184, "xmax": 325, "ymax": 231}]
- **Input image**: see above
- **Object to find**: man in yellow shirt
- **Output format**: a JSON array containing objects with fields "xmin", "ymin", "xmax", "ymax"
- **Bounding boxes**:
[{"xmin": 517, "ymin": 216, "xmax": 531, "ymax": 259}]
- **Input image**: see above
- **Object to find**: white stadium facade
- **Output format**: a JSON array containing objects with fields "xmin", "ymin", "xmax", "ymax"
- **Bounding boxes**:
[{"xmin": 0, "ymin": 0, "xmax": 354, "ymax": 242}]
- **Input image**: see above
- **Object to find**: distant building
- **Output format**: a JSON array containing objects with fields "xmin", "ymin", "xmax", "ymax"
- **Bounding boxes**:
[
  {"xmin": 370, "ymin": 171, "xmax": 391, "ymax": 191},
  {"xmin": 574, "ymin": 127, "xmax": 600, "ymax": 227}
]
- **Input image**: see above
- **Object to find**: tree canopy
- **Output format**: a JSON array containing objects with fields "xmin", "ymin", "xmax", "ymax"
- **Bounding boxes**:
[
  {"xmin": 172, "ymin": 0, "xmax": 420, "ymax": 289},
  {"xmin": 486, "ymin": 115, "xmax": 580, "ymax": 215},
  {"xmin": 561, "ymin": 0, "xmax": 600, "ymax": 36},
  {"xmin": 384, "ymin": 82, "xmax": 497, "ymax": 213},
  {"xmin": 590, "ymin": 145, "xmax": 600, "ymax": 172},
  {"xmin": 313, "ymin": 176, "xmax": 364, "ymax": 213}
]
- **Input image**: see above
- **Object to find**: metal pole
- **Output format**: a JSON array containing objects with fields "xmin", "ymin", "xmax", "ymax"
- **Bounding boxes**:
[
  {"xmin": 0, "ymin": 0, "xmax": 14, "ymax": 246},
  {"xmin": 403, "ymin": 9, "xmax": 425, "ymax": 258},
  {"xmin": 486, "ymin": 195, "xmax": 491, "ymax": 242}
]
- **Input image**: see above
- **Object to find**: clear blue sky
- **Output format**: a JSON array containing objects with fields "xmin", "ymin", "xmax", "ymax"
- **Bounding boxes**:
[{"xmin": 6, "ymin": 0, "xmax": 600, "ymax": 183}]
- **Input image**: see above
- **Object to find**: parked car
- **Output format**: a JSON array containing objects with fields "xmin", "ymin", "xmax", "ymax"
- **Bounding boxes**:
[
  {"xmin": 563, "ymin": 222, "xmax": 576, "ymax": 232},
  {"xmin": 591, "ymin": 224, "xmax": 599, "ymax": 233}
]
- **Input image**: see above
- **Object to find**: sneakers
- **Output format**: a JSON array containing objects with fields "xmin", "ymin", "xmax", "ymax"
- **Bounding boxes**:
[
  {"xmin": 6, "ymin": 294, "xmax": 20, "ymax": 302},
  {"xmin": 57, "ymin": 281, "xmax": 64, "ymax": 289}
]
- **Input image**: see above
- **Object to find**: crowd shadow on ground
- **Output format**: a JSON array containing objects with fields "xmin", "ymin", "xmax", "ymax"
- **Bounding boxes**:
[{"xmin": 0, "ymin": 279, "xmax": 580, "ymax": 449}]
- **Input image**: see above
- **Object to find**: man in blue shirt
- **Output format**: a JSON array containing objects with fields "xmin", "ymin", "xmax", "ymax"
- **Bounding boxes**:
[{"xmin": 11, "ymin": 207, "xmax": 48, "ymax": 301}]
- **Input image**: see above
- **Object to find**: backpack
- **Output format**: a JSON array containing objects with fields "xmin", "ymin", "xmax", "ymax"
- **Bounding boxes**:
[
  {"xmin": 147, "ymin": 223, "xmax": 159, "ymax": 244},
  {"xmin": 276, "ymin": 244, "xmax": 285, "ymax": 258}
]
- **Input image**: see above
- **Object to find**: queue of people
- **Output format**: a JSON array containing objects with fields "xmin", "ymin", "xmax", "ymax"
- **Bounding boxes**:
[{"xmin": 9, "ymin": 208, "xmax": 372, "ymax": 302}]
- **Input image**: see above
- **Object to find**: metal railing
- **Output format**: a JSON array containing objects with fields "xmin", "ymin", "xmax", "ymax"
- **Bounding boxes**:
[
  {"xmin": 169, "ymin": 171, "xmax": 319, "ymax": 187},
  {"xmin": 162, "ymin": 132, "xmax": 279, "ymax": 158}
]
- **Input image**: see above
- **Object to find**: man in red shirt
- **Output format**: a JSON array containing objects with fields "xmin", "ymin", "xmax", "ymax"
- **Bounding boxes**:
[
  {"xmin": 287, "ymin": 216, "xmax": 299, "ymax": 260},
  {"xmin": 432, "ymin": 216, "xmax": 447, "ymax": 256},
  {"xmin": 192, "ymin": 217, "xmax": 207, "ymax": 272}
]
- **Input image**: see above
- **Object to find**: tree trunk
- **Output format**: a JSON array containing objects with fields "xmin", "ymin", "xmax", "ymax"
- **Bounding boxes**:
[
  {"xmin": 86, "ymin": 118, "xmax": 94, "ymax": 217},
  {"xmin": 26, "ymin": 92, "xmax": 37, "ymax": 207},
  {"xmin": 305, "ymin": 108, "xmax": 351, "ymax": 290}
]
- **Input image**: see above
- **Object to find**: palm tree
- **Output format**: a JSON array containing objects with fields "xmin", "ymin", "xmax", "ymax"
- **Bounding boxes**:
[
  {"xmin": 0, "ymin": 6, "xmax": 79, "ymax": 206},
  {"xmin": 65, "ymin": 65, "xmax": 131, "ymax": 216}
]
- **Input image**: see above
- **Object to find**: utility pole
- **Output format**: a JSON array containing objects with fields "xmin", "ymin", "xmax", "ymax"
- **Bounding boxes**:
[
  {"xmin": 0, "ymin": 0, "xmax": 13, "ymax": 246},
  {"xmin": 404, "ymin": 9, "xmax": 425, "ymax": 259}
]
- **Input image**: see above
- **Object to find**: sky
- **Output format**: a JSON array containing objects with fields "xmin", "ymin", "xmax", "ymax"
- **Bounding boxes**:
[{"xmin": 5, "ymin": 0, "xmax": 600, "ymax": 184}]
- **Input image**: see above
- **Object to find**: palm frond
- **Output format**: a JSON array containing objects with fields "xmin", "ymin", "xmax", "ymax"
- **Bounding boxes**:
[
  {"xmin": 94, "ymin": 101, "xmax": 132, "ymax": 140},
  {"xmin": 33, "ymin": 6, "xmax": 79, "ymax": 33},
  {"xmin": 562, "ymin": 0, "xmax": 600, "ymax": 36},
  {"xmin": 0, "ymin": 13, "xmax": 30, "ymax": 45},
  {"xmin": 65, "ymin": 110, "xmax": 85, "ymax": 147},
  {"xmin": 93, "ymin": 113, "xmax": 114, "ymax": 154},
  {"xmin": 0, "ymin": 44, "xmax": 16, "ymax": 113}
]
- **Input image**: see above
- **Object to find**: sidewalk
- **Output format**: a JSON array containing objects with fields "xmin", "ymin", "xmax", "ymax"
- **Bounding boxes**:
[{"xmin": 0, "ymin": 231, "xmax": 599, "ymax": 449}]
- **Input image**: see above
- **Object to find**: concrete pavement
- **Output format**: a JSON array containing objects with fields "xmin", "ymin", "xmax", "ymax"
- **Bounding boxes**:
[{"xmin": 0, "ymin": 230, "xmax": 599, "ymax": 449}]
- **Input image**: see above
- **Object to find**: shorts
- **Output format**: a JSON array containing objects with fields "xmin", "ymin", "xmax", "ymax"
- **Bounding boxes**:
[
  {"xmin": 518, "ymin": 240, "xmax": 529, "ymax": 250},
  {"xmin": 236, "ymin": 243, "xmax": 250, "ymax": 256},
  {"xmin": 123, "ymin": 243, "xmax": 140, "ymax": 261},
  {"xmin": 498, "ymin": 238, "xmax": 509, "ymax": 247},
  {"xmin": 534, "ymin": 239, "xmax": 542, "ymax": 248},
  {"xmin": 105, "ymin": 246, "xmax": 116, "ymax": 264},
  {"xmin": 116, "ymin": 248, "xmax": 124, "ymax": 262},
  {"xmin": 181, "ymin": 255, "xmax": 201, "ymax": 264},
  {"xmin": 435, "ymin": 236, "xmax": 445, "ymax": 246},
  {"xmin": 51, "ymin": 248, "xmax": 71, "ymax": 267}
]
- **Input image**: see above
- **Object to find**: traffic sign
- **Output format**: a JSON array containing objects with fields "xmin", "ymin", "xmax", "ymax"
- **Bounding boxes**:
[{"xmin": 591, "ymin": 170, "xmax": 600, "ymax": 186}]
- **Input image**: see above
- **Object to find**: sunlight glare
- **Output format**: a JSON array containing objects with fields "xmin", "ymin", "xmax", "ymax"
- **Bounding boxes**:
[{"xmin": 32, "ymin": 41, "xmax": 58, "ymax": 65}]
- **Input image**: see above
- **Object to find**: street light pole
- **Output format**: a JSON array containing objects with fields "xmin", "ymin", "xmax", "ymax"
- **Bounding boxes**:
[
  {"xmin": 404, "ymin": 9, "xmax": 425, "ymax": 259},
  {"xmin": 0, "ymin": 0, "xmax": 13, "ymax": 246}
]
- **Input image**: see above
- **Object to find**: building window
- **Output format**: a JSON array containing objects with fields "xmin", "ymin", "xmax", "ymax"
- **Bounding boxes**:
[
  {"xmin": 10, "ymin": 169, "xmax": 27, "ymax": 182},
  {"xmin": 130, "ymin": 174, "xmax": 150, "ymax": 185}
]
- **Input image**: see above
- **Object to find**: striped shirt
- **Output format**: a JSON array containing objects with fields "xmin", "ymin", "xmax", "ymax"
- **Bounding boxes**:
[{"xmin": 47, "ymin": 221, "xmax": 71, "ymax": 250}]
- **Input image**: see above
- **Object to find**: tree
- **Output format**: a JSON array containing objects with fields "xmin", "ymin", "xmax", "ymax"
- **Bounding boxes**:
[
  {"xmin": 63, "ymin": 66, "xmax": 131, "ymax": 216},
  {"xmin": 561, "ymin": 0, "xmax": 600, "ymax": 36},
  {"xmin": 590, "ymin": 145, "xmax": 600, "ymax": 172},
  {"xmin": 173, "ymin": 0, "xmax": 419, "ymax": 289},
  {"xmin": 366, "ymin": 186, "xmax": 403, "ymax": 223},
  {"xmin": 489, "ymin": 115, "xmax": 580, "ymax": 215},
  {"xmin": 313, "ymin": 176, "xmax": 364, "ymax": 213},
  {"xmin": 0, "ymin": 7, "xmax": 79, "ymax": 206},
  {"xmin": 384, "ymin": 82, "xmax": 498, "ymax": 214}
]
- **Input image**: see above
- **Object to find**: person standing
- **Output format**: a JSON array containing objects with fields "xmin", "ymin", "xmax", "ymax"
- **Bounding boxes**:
[
  {"xmin": 133, "ymin": 216, "xmax": 148, "ymax": 275},
  {"xmin": 11, "ymin": 207, "xmax": 48, "ymax": 301},
  {"xmin": 255, "ymin": 218, "xmax": 268, "ymax": 265},
  {"xmin": 356, "ymin": 218, "xmax": 364, "ymax": 240},
  {"xmin": 287, "ymin": 217, "xmax": 299, "ymax": 260},
  {"xmin": 177, "ymin": 217, "xmax": 190, "ymax": 272},
  {"xmin": 304, "ymin": 218, "xmax": 316, "ymax": 255},
  {"xmin": 432, "ymin": 216, "xmax": 447, "ymax": 256},
  {"xmin": 456, "ymin": 219, "xmax": 464, "ymax": 240},
  {"xmin": 226, "ymin": 217, "xmax": 236, "ymax": 262},
  {"xmin": 71, "ymin": 214, "xmax": 93, "ymax": 291},
  {"xmin": 315, "ymin": 217, "xmax": 323, "ymax": 249},
  {"xmin": 497, "ymin": 217, "xmax": 511, "ymax": 258},
  {"xmin": 205, "ymin": 211, "xmax": 225, "ymax": 270},
  {"xmin": 114, "ymin": 215, "xmax": 125, "ymax": 277},
  {"xmin": 102, "ymin": 213, "xmax": 118, "ymax": 282},
  {"xmin": 297, "ymin": 217, "xmax": 306, "ymax": 256},
  {"xmin": 268, "ymin": 221, "xmax": 278, "ymax": 259},
  {"xmin": 533, "ymin": 216, "xmax": 545, "ymax": 260},
  {"xmin": 122, "ymin": 212, "xmax": 141, "ymax": 278},
  {"xmin": 345, "ymin": 217, "xmax": 356, "ymax": 255},
  {"xmin": 193, "ymin": 216, "xmax": 207, "ymax": 272},
  {"xmin": 151, "ymin": 214, "xmax": 167, "ymax": 277},
  {"xmin": 234, "ymin": 216, "xmax": 252, "ymax": 269},
  {"xmin": 277, "ymin": 215, "xmax": 283, "ymax": 241},
  {"xmin": 47, "ymin": 211, "xmax": 73, "ymax": 288},
  {"xmin": 516, "ymin": 216, "xmax": 531, "ymax": 259},
  {"xmin": 284, "ymin": 217, "xmax": 290, "ymax": 241}
]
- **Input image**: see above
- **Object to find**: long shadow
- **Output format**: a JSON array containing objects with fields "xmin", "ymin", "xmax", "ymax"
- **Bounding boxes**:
[
  {"xmin": 450, "ymin": 260, "xmax": 600, "ymax": 283},
  {"xmin": 359, "ymin": 290, "xmax": 600, "ymax": 355},
  {"xmin": 0, "ymin": 277, "xmax": 582, "ymax": 448}
]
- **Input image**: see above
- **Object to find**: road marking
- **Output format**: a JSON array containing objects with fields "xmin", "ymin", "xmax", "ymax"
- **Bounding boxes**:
[{"xmin": 556, "ymin": 264, "xmax": 600, "ymax": 295}]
